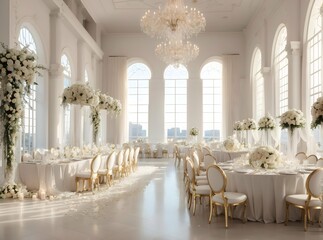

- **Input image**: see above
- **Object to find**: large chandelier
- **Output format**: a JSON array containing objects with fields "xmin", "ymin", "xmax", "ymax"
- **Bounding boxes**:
[
  {"xmin": 155, "ymin": 40, "xmax": 199, "ymax": 67},
  {"xmin": 140, "ymin": 0, "xmax": 206, "ymax": 41},
  {"xmin": 140, "ymin": 0, "xmax": 205, "ymax": 66}
]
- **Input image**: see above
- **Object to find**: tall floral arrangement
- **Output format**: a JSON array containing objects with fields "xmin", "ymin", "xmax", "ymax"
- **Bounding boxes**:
[
  {"xmin": 189, "ymin": 127, "xmax": 199, "ymax": 136},
  {"xmin": 249, "ymin": 146, "xmax": 281, "ymax": 169},
  {"xmin": 280, "ymin": 109, "xmax": 306, "ymax": 133},
  {"xmin": 99, "ymin": 93, "xmax": 122, "ymax": 115},
  {"xmin": 311, "ymin": 96, "xmax": 323, "ymax": 129},
  {"xmin": 258, "ymin": 115, "xmax": 276, "ymax": 130},
  {"xmin": 223, "ymin": 137, "xmax": 240, "ymax": 151},
  {"xmin": 0, "ymin": 43, "xmax": 45, "ymax": 182},
  {"xmin": 242, "ymin": 118, "xmax": 257, "ymax": 130},
  {"xmin": 62, "ymin": 82, "xmax": 99, "ymax": 107},
  {"xmin": 233, "ymin": 121, "xmax": 243, "ymax": 131},
  {"xmin": 90, "ymin": 106, "xmax": 100, "ymax": 144}
]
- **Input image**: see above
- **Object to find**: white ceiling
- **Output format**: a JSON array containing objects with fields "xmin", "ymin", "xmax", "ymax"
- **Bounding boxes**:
[{"xmin": 82, "ymin": 0, "xmax": 266, "ymax": 34}]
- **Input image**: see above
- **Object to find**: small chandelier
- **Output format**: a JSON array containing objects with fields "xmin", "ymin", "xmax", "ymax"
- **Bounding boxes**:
[
  {"xmin": 140, "ymin": 0, "xmax": 206, "ymax": 41},
  {"xmin": 155, "ymin": 40, "xmax": 199, "ymax": 67}
]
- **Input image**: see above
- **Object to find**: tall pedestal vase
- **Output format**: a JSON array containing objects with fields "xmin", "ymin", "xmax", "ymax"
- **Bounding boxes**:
[{"xmin": 287, "ymin": 129, "xmax": 298, "ymax": 159}]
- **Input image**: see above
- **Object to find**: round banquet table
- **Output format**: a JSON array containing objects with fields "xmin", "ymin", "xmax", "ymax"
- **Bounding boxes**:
[
  {"xmin": 212, "ymin": 150, "xmax": 249, "ymax": 162},
  {"xmin": 224, "ymin": 170, "xmax": 309, "ymax": 223},
  {"xmin": 19, "ymin": 158, "xmax": 92, "ymax": 194}
]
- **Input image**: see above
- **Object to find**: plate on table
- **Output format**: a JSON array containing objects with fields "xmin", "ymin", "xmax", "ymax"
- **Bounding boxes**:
[
  {"xmin": 234, "ymin": 168, "xmax": 253, "ymax": 174},
  {"xmin": 303, "ymin": 166, "xmax": 318, "ymax": 171},
  {"xmin": 220, "ymin": 166, "xmax": 232, "ymax": 170},
  {"xmin": 278, "ymin": 170, "xmax": 298, "ymax": 175}
]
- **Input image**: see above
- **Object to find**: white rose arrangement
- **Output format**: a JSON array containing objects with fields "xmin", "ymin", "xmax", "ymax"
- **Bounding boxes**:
[
  {"xmin": 0, "ymin": 183, "xmax": 29, "ymax": 199},
  {"xmin": 62, "ymin": 82, "xmax": 99, "ymax": 107},
  {"xmin": 311, "ymin": 96, "xmax": 323, "ymax": 129},
  {"xmin": 0, "ymin": 43, "xmax": 45, "ymax": 177},
  {"xmin": 249, "ymin": 146, "xmax": 281, "ymax": 169},
  {"xmin": 242, "ymin": 118, "xmax": 257, "ymax": 130},
  {"xmin": 280, "ymin": 109, "xmax": 306, "ymax": 133},
  {"xmin": 99, "ymin": 93, "xmax": 122, "ymax": 115},
  {"xmin": 223, "ymin": 137, "xmax": 241, "ymax": 151},
  {"xmin": 189, "ymin": 127, "xmax": 199, "ymax": 136},
  {"xmin": 258, "ymin": 115, "xmax": 276, "ymax": 130},
  {"xmin": 233, "ymin": 121, "xmax": 243, "ymax": 131}
]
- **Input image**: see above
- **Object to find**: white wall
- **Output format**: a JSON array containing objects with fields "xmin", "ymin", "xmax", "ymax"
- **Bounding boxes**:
[{"xmin": 102, "ymin": 32, "xmax": 246, "ymax": 142}]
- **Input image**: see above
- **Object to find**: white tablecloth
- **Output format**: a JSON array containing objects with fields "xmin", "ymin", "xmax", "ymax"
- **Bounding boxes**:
[
  {"xmin": 19, "ymin": 158, "xmax": 92, "ymax": 194},
  {"xmin": 212, "ymin": 150, "xmax": 248, "ymax": 162},
  {"xmin": 225, "ymin": 171, "xmax": 308, "ymax": 223}
]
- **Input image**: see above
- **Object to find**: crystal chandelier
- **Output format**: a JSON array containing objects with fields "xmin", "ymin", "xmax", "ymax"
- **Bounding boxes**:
[
  {"xmin": 140, "ymin": 0, "xmax": 205, "ymax": 66},
  {"xmin": 155, "ymin": 40, "xmax": 199, "ymax": 67},
  {"xmin": 140, "ymin": 0, "xmax": 206, "ymax": 41}
]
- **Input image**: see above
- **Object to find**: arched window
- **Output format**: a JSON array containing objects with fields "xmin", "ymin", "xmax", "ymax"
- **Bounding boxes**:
[
  {"xmin": 18, "ymin": 27, "xmax": 37, "ymax": 153},
  {"xmin": 307, "ymin": 0, "xmax": 322, "ymax": 108},
  {"xmin": 274, "ymin": 25, "xmax": 288, "ymax": 115},
  {"xmin": 61, "ymin": 54, "xmax": 72, "ymax": 145},
  {"xmin": 252, "ymin": 48, "xmax": 265, "ymax": 120},
  {"xmin": 127, "ymin": 63, "xmax": 151, "ymax": 141},
  {"xmin": 164, "ymin": 65, "xmax": 188, "ymax": 140},
  {"xmin": 201, "ymin": 61, "xmax": 222, "ymax": 141}
]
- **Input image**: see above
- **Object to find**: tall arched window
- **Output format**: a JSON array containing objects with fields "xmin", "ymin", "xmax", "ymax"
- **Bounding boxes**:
[
  {"xmin": 127, "ymin": 63, "xmax": 151, "ymax": 141},
  {"xmin": 61, "ymin": 54, "xmax": 72, "ymax": 145},
  {"xmin": 252, "ymin": 48, "xmax": 265, "ymax": 120},
  {"xmin": 307, "ymin": 0, "xmax": 322, "ymax": 108},
  {"xmin": 164, "ymin": 65, "xmax": 188, "ymax": 140},
  {"xmin": 18, "ymin": 27, "xmax": 37, "ymax": 153},
  {"xmin": 274, "ymin": 25, "xmax": 288, "ymax": 115},
  {"xmin": 201, "ymin": 61, "xmax": 222, "ymax": 141}
]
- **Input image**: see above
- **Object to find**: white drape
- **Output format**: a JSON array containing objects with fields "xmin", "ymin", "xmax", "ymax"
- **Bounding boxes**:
[
  {"xmin": 222, "ymin": 55, "xmax": 240, "ymax": 139},
  {"xmin": 106, "ymin": 57, "xmax": 128, "ymax": 145}
]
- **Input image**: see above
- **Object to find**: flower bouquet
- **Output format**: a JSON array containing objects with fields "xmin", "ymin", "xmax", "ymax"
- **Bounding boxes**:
[
  {"xmin": 189, "ymin": 127, "xmax": 199, "ymax": 136},
  {"xmin": 233, "ymin": 121, "xmax": 243, "ymax": 131},
  {"xmin": 249, "ymin": 146, "xmax": 281, "ymax": 169},
  {"xmin": 242, "ymin": 118, "xmax": 257, "ymax": 130},
  {"xmin": 223, "ymin": 137, "xmax": 240, "ymax": 151},
  {"xmin": 311, "ymin": 96, "xmax": 323, "ymax": 129},
  {"xmin": 62, "ymin": 82, "xmax": 99, "ymax": 107},
  {"xmin": 258, "ymin": 115, "xmax": 276, "ymax": 130},
  {"xmin": 280, "ymin": 109, "xmax": 305, "ymax": 132}
]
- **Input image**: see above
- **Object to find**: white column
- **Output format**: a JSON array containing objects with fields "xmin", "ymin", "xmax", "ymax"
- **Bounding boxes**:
[
  {"xmin": 287, "ymin": 41, "xmax": 301, "ymax": 109},
  {"xmin": 262, "ymin": 67, "xmax": 273, "ymax": 115}
]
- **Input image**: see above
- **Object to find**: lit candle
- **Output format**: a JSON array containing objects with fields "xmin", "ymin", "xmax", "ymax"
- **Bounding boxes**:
[
  {"xmin": 49, "ymin": 195, "xmax": 54, "ymax": 201},
  {"xmin": 32, "ymin": 194, "xmax": 37, "ymax": 200}
]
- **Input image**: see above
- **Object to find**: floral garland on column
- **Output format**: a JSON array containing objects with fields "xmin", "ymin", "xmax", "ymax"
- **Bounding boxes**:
[{"xmin": 0, "ymin": 43, "xmax": 45, "ymax": 183}]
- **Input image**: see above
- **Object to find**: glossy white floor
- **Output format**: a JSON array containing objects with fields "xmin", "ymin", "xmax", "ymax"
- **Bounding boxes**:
[{"xmin": 0, "ymin": 158, "xmax": 321, "ymax": 240}]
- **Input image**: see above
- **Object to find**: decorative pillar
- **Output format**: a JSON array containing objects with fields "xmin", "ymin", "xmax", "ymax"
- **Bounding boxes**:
[
  {"xmin": 262, "ymin": 67, "xmax": 273, "ymax": 114},
  {"xmin": 48, "ymin": 64, "xmax": 64, "ymax": 148},
  {"xmin": 287, "ymin": 41, "xmax": 301, "ymax": 109}
]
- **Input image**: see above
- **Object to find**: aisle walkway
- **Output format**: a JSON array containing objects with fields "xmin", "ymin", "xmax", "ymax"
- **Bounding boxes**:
[{"xmin": 0, "ymin": 159, "xmax": 321, "ymax": 240}]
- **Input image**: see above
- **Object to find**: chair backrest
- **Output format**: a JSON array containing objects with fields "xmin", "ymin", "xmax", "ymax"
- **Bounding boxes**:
[
  {"xmin": 192, "ymin": 151, "xmax": 200, "ymax": 173},
  {"xmin": 204, "ymin": 154, "xmax": 217, "ymax": 169},
  {"xmin": 90, "ymin": 155, "xmax": 102, "ymax": 173},
  {"xmin": 207, "ymin": 165, "xmax": 226, "ymax": 194},
  {"xmin": 306, "ymin": 154, "xmax": 318, "ymax": 164},
  {"xmin": 306, "ymin": 168, "xmax": 323, "ymax": 198},
  {"xmin": 195, "ymin": 147, "xmax": 204, "ymax": 162},
  {"xmin": 316, "ymin": 158, "xmax": 323, "ymax": 167},
  {"xmin": 202, "ymin": 147, "xmax": 212, "ymax": 156},
  {"xmin": 117, "ymin": 149, "xmax": 125, "ymax": 165},
  {"xmin": 123, "ymin": 148, "xmax": 130, "ymax": 165},
  {"xmin": 295, "ymin": 152, "xmax": 307, "ymax": 160},
  {"xmin": 186, "ymin": 157, "xmax": 195, "ymax": 184},
  {"xmin": 129, "ymin": 147, "xmax": 135, "ymax": 162},
  {"xmin": 107, "ymin": 151, "xmax": 116, "ymax": 170},
  {"xmin": 134, "ymin": 147, "xmax": 140, "ymax": 163}
]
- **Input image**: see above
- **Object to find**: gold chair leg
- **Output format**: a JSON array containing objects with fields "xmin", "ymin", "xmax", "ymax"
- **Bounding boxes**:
[
  {"xmin": 304, "ymin": 208, "xmax": 308, "ymax": 231},
  {"xmin": 209, "ymin": 200, "xmax": 213, "ymax": 224},
  {"xmin": 193, "ymin": 195, "xmax": 196, "ymax": 216},
  {"xmin": 224, "ymin": 205, "xmax": 229, "ymax": 228},
  {"xmin": 285, "ymin": 203, "xmax": 289, "ymax": 226}
]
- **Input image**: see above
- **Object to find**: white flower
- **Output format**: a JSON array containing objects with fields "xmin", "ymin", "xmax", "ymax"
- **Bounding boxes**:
[
  {"xmin": 242, "ymin": 118, "xmax": 257, "ymax": 130},
  {"xmin": 223, "ymin": 137, "xmax": 240, "ymax": 151},
  {"xmin": 258, "ymin": 115, "xmax": 276, "ymax": 130},
  {"xmin": 280, "ymin": 109, "xmax": 305, "ymax": 131},
  {"xmin": 233, "ymin": 121, "xmax": 243, "ymax": 131},
  {"xmin": 189, "ymin": 127, "xmax": 199, "ymax": 136},
  {"xmin": 249, "ymin": 146, "xmax": 281, "ymax": 169}
]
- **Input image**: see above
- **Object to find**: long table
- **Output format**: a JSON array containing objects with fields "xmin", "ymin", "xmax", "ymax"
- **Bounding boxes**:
[{"xmin": 19, "ymin": 158, "xmax": 92, "ymax": 194}]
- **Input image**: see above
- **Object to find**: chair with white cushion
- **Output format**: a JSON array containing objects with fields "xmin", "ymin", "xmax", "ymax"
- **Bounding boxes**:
[
  {"xmin": 98, "ymin": 151, "xmax": 116, "ymax": 186},
  {"xmin": 133, "ymin": 147, "xmax": 140, "ymax": 171},
  {"xmin": 285, "ymin": 168, "xmax": 323, "ymax": 231},
  {"xmin": 306, "ymin": 154, "xmax": 318, "ymax": 165},
  {"xmin": 316, "ymin": 158, "xmax": 323, "ymax": 167},
  {"xmin": 295, "ymin": 152, "xmax": 307, "ymax": 163},
  {"xmin": 207, "ymin": 165, "xmax": 247, "ymax": 227},
  {"xmin": 186, "ymin": 157, "xmax": 211, "ymax": 215},
  {"xmin": 75, "ymin": 155, "xmax": 101, "ymax": 192},
  {"xmin": 204, "ymin": 154, "xmax": 217, "ymax": 169},
  {"xmin": 113, "ymin": 149, "xmax": 124, "ymax": 179},
  {"xmin": 122, "ymin": 148, "xmax": 130, "ymax": 177}
]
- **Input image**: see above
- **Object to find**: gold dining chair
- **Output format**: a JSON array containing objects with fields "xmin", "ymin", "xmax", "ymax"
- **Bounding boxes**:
[
  {"xmin": 75, "ymin": 154, "xmax": 101, "ymax": 192},
  {"xmin": 295, "ymin": 152, "xmax": 307, "ymax": 164},
  {"xmin": 207, "ymin": 165, "xmax": 247, "ymax": 227},
  {"xmin": 285, "ymin": 168, "xmax": 323, "ymax": 231},
  {"xmin": 98, "ymin": 151, "xmax": 116, "ymax": 186}
]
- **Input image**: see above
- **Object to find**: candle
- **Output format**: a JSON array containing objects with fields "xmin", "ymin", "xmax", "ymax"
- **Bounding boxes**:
[
  {"xmin": 18, "ymin": 192, "xmax": 24, "ymax": 200},
  {"xmin": 32, "ymin": 194, "xmax": 37, "ymax": 200},
  {"xmin": 39, "ymin": 191, "xmax": 46, "ymax": 200},
  {"xmin": 49, "ymin": 195, "xmax": 54, "ymax": 201}
]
